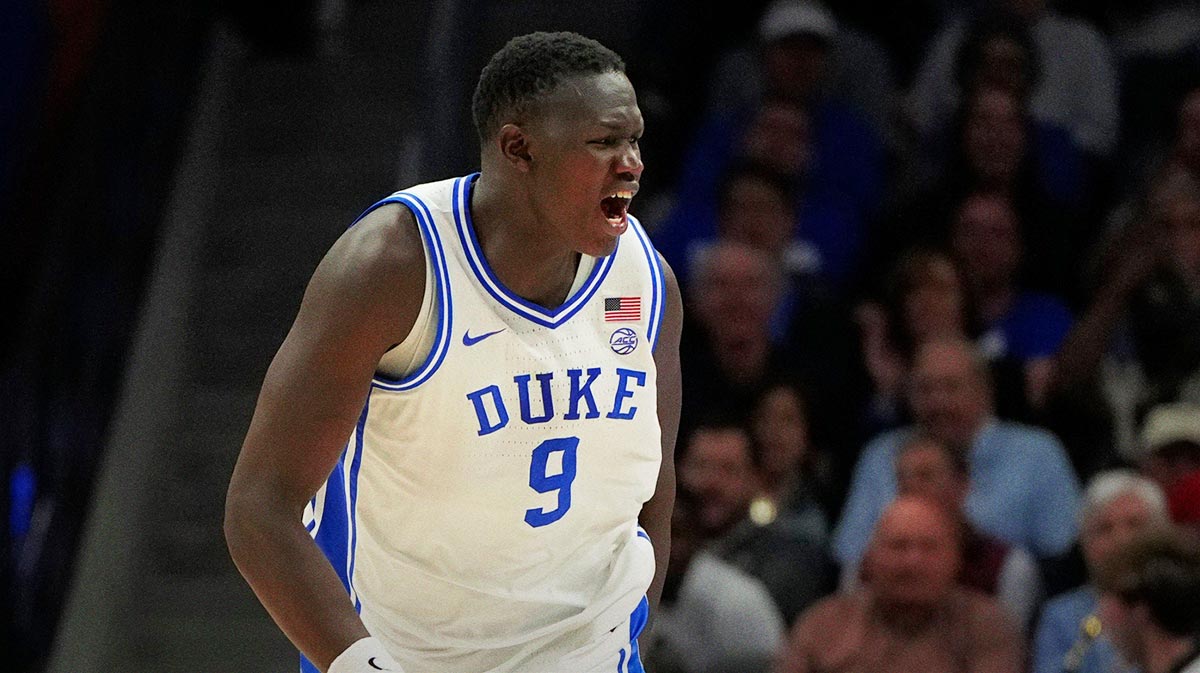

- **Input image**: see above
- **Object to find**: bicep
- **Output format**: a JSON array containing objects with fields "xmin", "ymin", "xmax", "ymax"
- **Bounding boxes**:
[
  {"xmin": 654, "ymin": 254, "xmax": 683, "ymax": 474},
  {"xmin": 231, "ymin": 206, "xmax": 424, "ymax": 511}
]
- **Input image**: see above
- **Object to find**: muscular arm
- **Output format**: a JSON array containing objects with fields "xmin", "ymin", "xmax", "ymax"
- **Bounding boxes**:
[
  {"xmin": 639, "ymin": 255, "xmax": 682, "ymax": 618},
  {"xmin": 224, "ymin": 205, "xmax": 424, "ymax": 671}
]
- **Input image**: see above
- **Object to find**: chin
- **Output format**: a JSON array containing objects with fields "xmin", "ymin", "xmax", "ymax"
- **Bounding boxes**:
[{"xmin": 579, "ymin": 235, "xmax": 619, "ymax": 258}]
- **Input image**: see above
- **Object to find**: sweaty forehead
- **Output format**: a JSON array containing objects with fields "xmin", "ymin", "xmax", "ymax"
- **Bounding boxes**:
[{"xmin": 530, "ymin": 72, "xmax": 641, "ymax": 130}]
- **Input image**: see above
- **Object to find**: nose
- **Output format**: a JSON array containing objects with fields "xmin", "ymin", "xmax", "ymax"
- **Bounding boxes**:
[{"xmin": 617, "ymin": 144, "xmax": 643, "ymax": 180}]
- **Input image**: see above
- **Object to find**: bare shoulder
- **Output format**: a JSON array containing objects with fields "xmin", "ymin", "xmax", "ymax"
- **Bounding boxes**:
[{"xmin": 302, "ymin": 202, "xmax": 426, "ymax": 350}]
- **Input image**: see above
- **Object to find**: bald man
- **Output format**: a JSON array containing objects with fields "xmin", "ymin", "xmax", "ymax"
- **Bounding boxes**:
[
  {"xmin": 776, "ymin": 497, "xmax": 1023, "ymax": 673},
  {"xmin": 832, "ymin": 337, "xmax": 1081, "ymax": 582}
]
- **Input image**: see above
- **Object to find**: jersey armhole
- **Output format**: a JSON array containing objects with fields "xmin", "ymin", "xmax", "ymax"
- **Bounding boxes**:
[
  {"xmin": 376, "ymin": 231, "xmax": 437, "ymax": 380},
  {"xmin": 355, "ymin": 193, "xmax": 453, "ymax": 391}
]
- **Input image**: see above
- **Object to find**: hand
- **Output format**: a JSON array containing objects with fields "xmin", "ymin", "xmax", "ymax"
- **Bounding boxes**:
[{"xmin": 855, "ymin": 303, "xmax": 906, "ymax": 397}]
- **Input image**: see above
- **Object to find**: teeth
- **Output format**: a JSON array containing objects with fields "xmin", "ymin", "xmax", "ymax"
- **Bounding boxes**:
[{"xmin": 608, "ymin": 190, "xmax": 633, "ymax": 200}]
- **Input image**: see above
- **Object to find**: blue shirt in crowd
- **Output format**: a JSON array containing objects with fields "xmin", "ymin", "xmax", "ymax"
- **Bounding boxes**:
[
  {"xmin": 1033, "ymin": 586, "xmax": 1134, "ymax": 673},
  {"xmin": 832, "ymin": 419, "xmax": 1082, "ymax": 568}
]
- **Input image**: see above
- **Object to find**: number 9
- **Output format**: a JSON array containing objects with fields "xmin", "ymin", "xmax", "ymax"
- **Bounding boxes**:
[{"xmin": 524, "ymin": 437, "xmax": 579, "ymax": 527}]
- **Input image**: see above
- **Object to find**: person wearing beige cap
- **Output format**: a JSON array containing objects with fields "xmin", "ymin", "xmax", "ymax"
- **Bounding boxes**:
[{"xmin": 1138, "ymin": 403, "xmax": 1200, "ymax": 530}]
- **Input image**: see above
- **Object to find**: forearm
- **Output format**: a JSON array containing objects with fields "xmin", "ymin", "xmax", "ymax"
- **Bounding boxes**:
[
  {"xmin": 1052, "ymin": 279, "xmax": 1134, "ymax": 392},
  {"xmin": 638, "ymin": 477, "xmax": 674, "ymax": 617},
  {"xmin": 225, "ymin": 497, "xmax": 369, "ymax": 672}
]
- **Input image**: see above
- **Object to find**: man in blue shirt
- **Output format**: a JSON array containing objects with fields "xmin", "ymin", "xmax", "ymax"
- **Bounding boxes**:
[{"xmin": 833, "ymin": 337, "xmax": 1081, "ymax": 580}]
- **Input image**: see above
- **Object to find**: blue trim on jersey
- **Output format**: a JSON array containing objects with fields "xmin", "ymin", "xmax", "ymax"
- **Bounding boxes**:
[
  {"xmin": 300, "ymin": 397, "xmax": 372, "ymax": 673},
  {"xmin": 347, "ymin": 394, "xmax": 370, "ymax": 611},
  {"xmin": 628, "ymin": 218, "xmax": 665, "ymax": 352},
  {"xmin": 628, "ymin": 595, "xmax": 649, "ymax": 673},
  {"xmin": 452, "ymin": 173, "xmax": 617, "ymax": 329},
  {"xmin": 360, "ymin": 191, "xmax": 454, "ymax": 391}
]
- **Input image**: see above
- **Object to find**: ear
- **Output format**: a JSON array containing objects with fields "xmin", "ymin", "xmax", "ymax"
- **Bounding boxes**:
[{"xmin": 497, "ymin": 123, "xmax": 533, "ymax": 172}]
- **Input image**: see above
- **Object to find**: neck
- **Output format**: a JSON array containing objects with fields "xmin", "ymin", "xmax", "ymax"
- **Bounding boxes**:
[
  {"xmin": 871, "ymin": 595, "xmax": 943, "ymax": 633},
  {"xmin": 472, "ymin": 174, "xmax": 580, "ymax": 308},
  {"xmin": 1144, "ymin": 633, "xmax": 1198, "ymax": 673}
]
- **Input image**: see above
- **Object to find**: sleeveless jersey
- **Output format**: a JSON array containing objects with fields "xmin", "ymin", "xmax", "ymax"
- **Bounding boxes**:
[{"xmin": 302, "ymin": 174, "xmax": 663, "ymax": 672}]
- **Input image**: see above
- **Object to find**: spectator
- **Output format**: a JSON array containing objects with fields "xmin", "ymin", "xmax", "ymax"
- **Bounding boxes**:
[
  {"xmin": 854, "ymin": 247, "xmax": 1032, "ymax": 434},
  {"xmin": 679, "ymin": 421, "xmax": 836, "ymax": 625},
  {"xmin": 1033, "ymin": 470, "xmax": 1171, "ymax": 673},
  {"xmin": 747, "ymin": 381, "xmax": 831, "ymax": 542},
  {"xmin": 907, "ymin": 0, "xmax": 1120, "ymax": 159},
  {"xmin": 706, "ymin": 0, "xmax": 899, "ymax": 147},
  {"xmin": 871, "ymin": 83, "xmax": 1085, "ymax": 303},
  {"xmin": 775, "ymin": 497, "xmax": 1024, "ymax": 673},
  {"xmin": 709, "ymin": 161, "xmax": 828, "ymax": 341},
  {"xmin": 893, "ymin": 434, "xmax": 1043, "ymax": 629},
  {"xmin": 679, "ymin": 241, "xmax": 788, "ymax": 439},
  {"xmin": 1128, "ymin": 174, "xmax": 1200, "ymax": 406},
  {"xmin": 644, "ymin": 489, "xmax": 785, "ymax": 673},
  {"xmin": 1056, "ymin": 167, "xmax": 1200, "ymax": 446},
  {"xmin": 832, "ymin": 337, "xmax": 1081, "ymax": 576},
  {"xmin": 1095, "ymin": 529, "xmax": 1200, "ymax": 673},
  {"xmin": 949, "ymin": 191, "xmax": 1074, "ymax": 411},
  {"xmin": 652, "ymin": 1, "xmax": 885, "ymax": 294},
  {"xmin": 1136, "ymin": 404, "xmax": 1200, "ymax": 531}
]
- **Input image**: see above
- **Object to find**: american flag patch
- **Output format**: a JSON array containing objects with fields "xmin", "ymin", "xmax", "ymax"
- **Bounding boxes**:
[{"xmin": 604, "ymin": 296, "xmax": 641, "ymax": 322}]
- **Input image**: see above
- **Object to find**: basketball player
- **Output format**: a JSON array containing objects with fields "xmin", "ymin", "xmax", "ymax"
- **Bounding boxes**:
[{"xmin": 224, "ymin": 32, "xmax": 681, "ymax": 673}]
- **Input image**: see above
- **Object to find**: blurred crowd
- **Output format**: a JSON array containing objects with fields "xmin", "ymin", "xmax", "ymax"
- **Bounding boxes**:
[
  {"xmin": 5, "ymin": 0, "xmax": 1200, "ymax": 670},
  {"xmin": 631, "ymin": 0, "xmax": 1200, "ymax": 671}
]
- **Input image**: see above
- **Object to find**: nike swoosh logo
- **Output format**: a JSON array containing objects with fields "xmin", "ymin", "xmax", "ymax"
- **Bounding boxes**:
[
  {"xmin": 462, "ymin": 328, "xmax": 505, "ymax": 346},
  {"xmin": 367, "ymin": 657, "xmax": 394, "ymax": 671}
]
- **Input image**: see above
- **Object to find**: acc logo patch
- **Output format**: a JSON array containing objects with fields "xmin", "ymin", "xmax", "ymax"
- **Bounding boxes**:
[{"xmin": 609, "ymin": 327, "xmax": 638, "ymax": 355}]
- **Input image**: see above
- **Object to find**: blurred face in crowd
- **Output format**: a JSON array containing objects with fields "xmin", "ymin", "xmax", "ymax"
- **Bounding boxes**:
[
  {"xmin": 909, "ymin": 339, "xmax": 992, "ymax": 451},
  {"xmin": 976, "ymin": 37, "xmax": 1033, "ymax": 97},
  {"xmin": 740, "ymin": 100, "xmax": 812, "ymax": 177},
  {"xmin": 1175, "ymin": 89, "xmax": 1200, "ymax": 172},
  {"xmin": 751, "ymin": 384, "xmax": 810, "ymax": 479},
  {"xmin": 866, "ymin": 497, "xmax": 962, "ymax": 608},
  {"xmin": 679, "ymin": 427, "xmax": 760, "ymax": 537},
  {"xmin": 763, "ymin": 34, "xmax": 830, "ymax": 105},
  {"xmin": 718, "ymin": 173, "xmax": 794, "ymax": 253},
  {"xmin": 952, "ymin": 193, "xmax": 1023, "ymax": 290},
  {"xmin": 896, "ymin": 437, "xmax": 969, "ymax": 510},
  {"xmin": 1081, "ymin": 491, "xmax": 1160, "ymax": 574},
  {"xmin": 963, "ymin": 88, "xmax": 1026, "ymax": 188},
  {"xmin": 901, "ymin": 253, "xmax": 969, "ymax": 344},
  {"xmin": 692, "ymin": 242, "xmax": 782, "ymax": 343}
]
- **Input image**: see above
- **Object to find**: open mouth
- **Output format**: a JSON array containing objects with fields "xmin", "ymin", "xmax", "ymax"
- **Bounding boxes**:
[{"xmin": 600, "ymin": 190, "xmax": 634, "ymax": 227}]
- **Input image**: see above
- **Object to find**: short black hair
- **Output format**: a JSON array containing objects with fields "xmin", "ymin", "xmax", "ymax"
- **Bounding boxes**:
[
  {"xmin": 1096, "ymin": 529, "xmax": 1200, "ymax": 637},
  {"xmin": 471, "ymin": 31, "xmax": 625, "ymax": 142}
]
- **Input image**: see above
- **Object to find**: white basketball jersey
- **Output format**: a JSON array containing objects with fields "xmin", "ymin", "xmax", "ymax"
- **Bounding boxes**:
[{"xmin": 303, "ymin": 174, "xmax": 664, "ymax": 672}]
